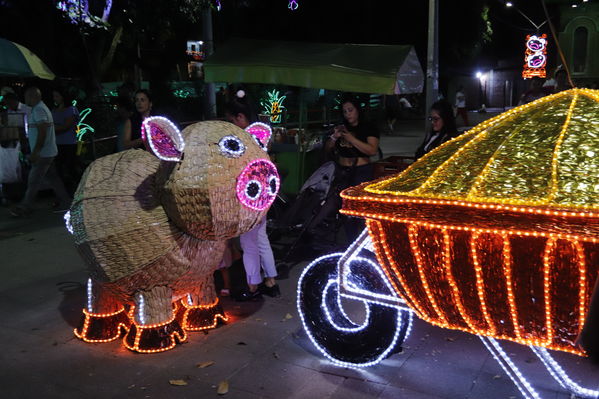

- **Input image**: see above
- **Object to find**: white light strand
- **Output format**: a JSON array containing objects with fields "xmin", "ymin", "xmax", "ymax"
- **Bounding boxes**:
[
  {"xmin": 341, "ymin": 255, "xmax": 406, "ymax": 307},
  {"xmin": 530, "ymin": 346, "xmax": 599, "ymax": 398},
  {"xmin": 64, "ymin": 211, "xmax": 74, "ymax": 235},
  {"xmin": 142, "ymin": 116, "xmax": 185, "ymax": 162},
  {"xmin": 479, "ymin": 336, "xmax": 541, "ymax": 399},
  {"xmin": 245, "ymin": 179, "xmax": 262, "ymax": 200},
  {"xmin": 297, "ymin": 253, "xmax": 408, "ymax": 368},
  {"xmin": 87, "ymin": 278, "xmax": 93, "ymax": 313},
  {"xmin": 218, "ymin": 135, "xmax": 246, "ymax": 158},
  {"xmin": 321, "ymin": 279, "xmax": 370, "ymax": 333},
  {"xmin": 138, "ymin": 293, "xmax": 146, "ymax": 325}
]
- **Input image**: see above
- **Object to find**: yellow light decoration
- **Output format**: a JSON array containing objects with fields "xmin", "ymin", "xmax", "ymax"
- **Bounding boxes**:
[{"xmin": 342, "ymin": 89, "xmax": 599, "ymax": 356}]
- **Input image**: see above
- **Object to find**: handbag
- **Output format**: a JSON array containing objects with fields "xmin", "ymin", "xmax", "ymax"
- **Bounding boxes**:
[{"xmin": 0, "ymin": 141, "xmax": 22, "ymax": 183}]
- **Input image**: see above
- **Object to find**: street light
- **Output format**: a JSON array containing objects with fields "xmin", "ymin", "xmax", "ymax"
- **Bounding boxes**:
[{"xmin": 502, "ymin": 1, "xmax": 547, "ymax": 30}]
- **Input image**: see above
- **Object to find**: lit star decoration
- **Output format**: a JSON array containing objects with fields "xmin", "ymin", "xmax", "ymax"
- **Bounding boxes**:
[
  {"xmin": 141, "ymin": 116, "xmax": 185, "ymax": 162},
  {"xmin": 56, "ymin": 0, "xmax": 112, "ymax": 29},
  {"xmin": 340, "ymin": 88, "xmax": 599, "ymax": 356},
  {"xmin": 260, "ymin": 90, "xmax": 286, "ymax": 124},
  {"xmin": 522, "ymin": 34, "xmax": 547, "ymax": 79},
  {"xmin": 288, "ymin": 0, "xmax": 299, "ymax": 10}
]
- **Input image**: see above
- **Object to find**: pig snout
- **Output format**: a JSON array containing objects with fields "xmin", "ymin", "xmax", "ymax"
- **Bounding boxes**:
[{"xmin": 236, "ymin": 158, "xmax": 280, "ymax": 211}]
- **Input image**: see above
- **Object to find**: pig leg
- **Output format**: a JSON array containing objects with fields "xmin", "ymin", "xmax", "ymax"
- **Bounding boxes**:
[
  {"xmin": 178, "ymin": 272, "xmax": 228, "ymax": 331},
  {"xmin": 74, "ymin": 278, "xmax": 130, "ymax": 343},
  {"xmin": 123, "ymin": 286, "xmax": 187, "ymax": 353}
]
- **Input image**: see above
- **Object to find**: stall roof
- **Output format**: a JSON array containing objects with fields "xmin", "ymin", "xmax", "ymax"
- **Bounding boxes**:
[{"xmin": 204, "ymin": 39, "xmax": 423, "ymax": 95}]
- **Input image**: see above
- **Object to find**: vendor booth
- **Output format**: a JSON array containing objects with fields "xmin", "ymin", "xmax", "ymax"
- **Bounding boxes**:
[{"xmin": 203, "ymin": 38, "xmax": 424, "ymax": 193}]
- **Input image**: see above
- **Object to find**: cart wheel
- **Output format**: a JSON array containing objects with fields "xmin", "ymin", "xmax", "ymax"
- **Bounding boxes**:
[{"xmin": 297, "ymin": 253, "xmax": 411, "ymax": 367}]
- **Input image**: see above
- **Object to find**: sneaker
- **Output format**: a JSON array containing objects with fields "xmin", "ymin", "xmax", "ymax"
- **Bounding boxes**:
[
  {"xmin": 259, "ymin": 283, "xmax": 281, "ymax": 298},
  {"xmin": 235, "ymin": 289, "xmax": 263, "ymax": 302}
]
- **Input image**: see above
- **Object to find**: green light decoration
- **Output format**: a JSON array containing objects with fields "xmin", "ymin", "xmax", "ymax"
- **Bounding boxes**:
[
  {"xmin": 260, "ymin": 90, "xmax": 286, "ymax": 124},
  {"xmin": 173, "ymin": 88, "xmax": 196, "ymax": 98},
  {"xmin": 76, "ymin": 108, "xmax": 95, "ymax": 142}
]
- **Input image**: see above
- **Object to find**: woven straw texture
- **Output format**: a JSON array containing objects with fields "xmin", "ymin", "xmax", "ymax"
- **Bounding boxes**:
[{"xmin": 70, "ymin": 121, "xmax": 270, "ymax": 309}]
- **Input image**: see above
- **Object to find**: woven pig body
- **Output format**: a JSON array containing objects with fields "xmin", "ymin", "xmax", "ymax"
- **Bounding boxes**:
[{"xmin": 69, "ymin": 120, "xmax": 279, "ymax": 352}]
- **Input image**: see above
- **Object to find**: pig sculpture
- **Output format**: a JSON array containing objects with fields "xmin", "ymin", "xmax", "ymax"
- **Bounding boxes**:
[{"xmin": 67, "ymin": 118, "xmax": 279, "ymax": 352}]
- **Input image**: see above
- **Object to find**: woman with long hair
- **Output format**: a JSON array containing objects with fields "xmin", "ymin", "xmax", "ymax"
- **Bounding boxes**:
[
  {"xmin": 415, "ymin": 99, "xmax": 458, "ymax": 159},
  {"xmin": 121, "ymin": 89, "xmax": 152, "ymax": 150}
]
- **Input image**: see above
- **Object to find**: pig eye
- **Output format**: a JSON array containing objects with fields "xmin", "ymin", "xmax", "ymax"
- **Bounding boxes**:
[
  {"xmin": 267, "ymin": 175, "xmax": 279, "ymax": 196},
  {"xmin": 218, "ymin": 135, "xmax": 246, "ymax": 158},
  {"xmin": 244, "ymin": 180, "xmax": 262, "ymax": 200}
]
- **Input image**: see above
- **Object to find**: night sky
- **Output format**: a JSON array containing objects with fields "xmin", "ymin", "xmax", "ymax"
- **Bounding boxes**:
[{"xmin": 0, "ymin": 0, "xmax": 557, "ymax": 82}]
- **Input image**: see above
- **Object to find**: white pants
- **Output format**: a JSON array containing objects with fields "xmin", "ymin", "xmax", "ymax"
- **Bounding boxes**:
[{"xmin": 239, "ymin": 217, "xmax": 277, "ymax": 285}]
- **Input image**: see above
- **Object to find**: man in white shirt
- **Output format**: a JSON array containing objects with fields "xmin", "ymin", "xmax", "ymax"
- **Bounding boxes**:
[{"xmin": 10, "ymin": 87, "xmax": 71, "ymax": 216}]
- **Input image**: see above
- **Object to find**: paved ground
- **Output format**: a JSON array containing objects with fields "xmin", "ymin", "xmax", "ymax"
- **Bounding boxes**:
[{"xmin": 1, "ymin": 120, "xmax": 598, "ymax": 399}]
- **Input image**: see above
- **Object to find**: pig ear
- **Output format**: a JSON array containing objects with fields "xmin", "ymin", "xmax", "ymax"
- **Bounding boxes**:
[
  {"xmin": 245, "ymin": 122, "xmax": 271, "ymax": 149},
  {"xmin": 142, "ymin": 116, "xmax": 185, "ymax": 162}
]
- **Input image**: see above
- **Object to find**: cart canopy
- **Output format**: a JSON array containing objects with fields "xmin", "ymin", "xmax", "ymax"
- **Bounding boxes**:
[{"xmin": 204, "ymin": 38, "xmax": 423, "ymax": 95}]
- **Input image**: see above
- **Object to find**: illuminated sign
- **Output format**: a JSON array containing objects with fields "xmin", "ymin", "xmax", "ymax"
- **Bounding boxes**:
[{"xmin": 522, "ymin": 34, "xmax": 547, "ymax": 79}]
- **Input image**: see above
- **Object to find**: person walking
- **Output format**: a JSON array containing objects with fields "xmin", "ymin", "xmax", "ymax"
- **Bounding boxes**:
[
  {"xmin": 454, "ymin": 86, "xmax": 469, "ymax": 126},
  {"xmin": 10, "ymin": 87, "xmax": 71, "ymax": 216},
  {"xmin": 51, "ymin": 87, "xmax": 80, "ymax": 194}
]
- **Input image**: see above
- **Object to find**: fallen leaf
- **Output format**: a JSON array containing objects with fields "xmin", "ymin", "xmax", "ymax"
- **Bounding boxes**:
[
  {"xmin": 217, "ymin": 380, "xmax": 229, "ymax": 395},
  {"xmin": 237, "ymin": 341, "xmax": 247, "ymax": 346},
  {"xmin": 169, "ymin": 379, "xmax": 188, "ymax": 386},
  {"xmin": 128, "ymin": 384, "xmax": 135, "ymax": 389},
  {"xmin": 281, "ymin": 313, "xmax": 293, "ymax": 322},
  {"xmin": 493, "ymin": 375, "xmax": 501, "ymax": 380},
  {"xmin": 196, "ymin": 361, "xmax": 215, "ymax": 369},
  {"xmin": 445, "ymin": 337, "xmax": 455, "ymax": 342},
  {"xmin": 273, "ymin": 352, "xmax": 279, "ymax": 359}
]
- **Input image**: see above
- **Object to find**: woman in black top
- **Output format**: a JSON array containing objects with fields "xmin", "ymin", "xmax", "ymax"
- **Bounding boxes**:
[
  {"xmin": 326, "ymin": 97, "xmax": 380, "ymax": 168},
  {"xmin": 121, "ymin": 89, "xmax": 153, "ymax": 150},
  {"xmin": 322, "ymin": 95, "xmax": 380, "ymax": 242},
  {"xmin": 415, "ymin": 99, "xmax": 458, "ymax": 160}
]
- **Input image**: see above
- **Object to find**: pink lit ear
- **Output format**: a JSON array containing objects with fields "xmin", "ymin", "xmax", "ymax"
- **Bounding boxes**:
[
  {"xmin": 142, "ymin": 116, "xmax": 185, "ymax": 162},
  {"xmin": 245, "ymin": 122, "xmax": 272, "ymax": 148}
]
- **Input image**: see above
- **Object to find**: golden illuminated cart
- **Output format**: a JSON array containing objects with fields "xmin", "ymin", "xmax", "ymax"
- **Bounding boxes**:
[{"xmin": 297, "ymin": 89, "xmax": 599, "ymax": 399}]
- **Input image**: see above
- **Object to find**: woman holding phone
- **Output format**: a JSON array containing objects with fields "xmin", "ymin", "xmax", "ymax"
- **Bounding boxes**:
[{"xmin": 323, "ymin": 95, "xmax": 380, "ymax": 241}]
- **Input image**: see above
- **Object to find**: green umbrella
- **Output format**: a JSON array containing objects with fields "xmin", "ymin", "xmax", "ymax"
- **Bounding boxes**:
[{"xmin": 0, "ymin": 38, "xmax": 55, "ymax": 80}]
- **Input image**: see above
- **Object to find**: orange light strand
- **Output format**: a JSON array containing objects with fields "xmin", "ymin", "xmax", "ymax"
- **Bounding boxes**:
[
  {"xmin": 179, "ymin": 298, "xmax": 229, "ymax": 331},
  {"xmin": 408, "ymin": 225, "xmax": 448, "ymax": 324},
  {"xmin": 501, "ymin": 233, "xmax": 522, "ymax": 340},
  {"xmin": 469, "ymin": 232, "xmax": 497, "ymax": 336},
  {"xmin": 368, "ymin": 220, "xmax": 428, "ymax": 318},
  {"xmin": 442, "ymin": 229, "xmax": 483, "ymax": 333},
  {"xmin": 73, "ymin": 306, "xmax": 128, "ymax": 343},
  {"xmin": 574, "ymin": 240, "xmax": 588, "ymax": 332},
  {"xmin": 543, "ymin": 237, "xmax": 555, "ymax": 346}
]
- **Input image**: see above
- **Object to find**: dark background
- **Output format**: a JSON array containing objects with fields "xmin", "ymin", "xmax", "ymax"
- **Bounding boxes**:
[{"xmin": 0, "ymin": 0, "xmax": 557, "ymax": 85}]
